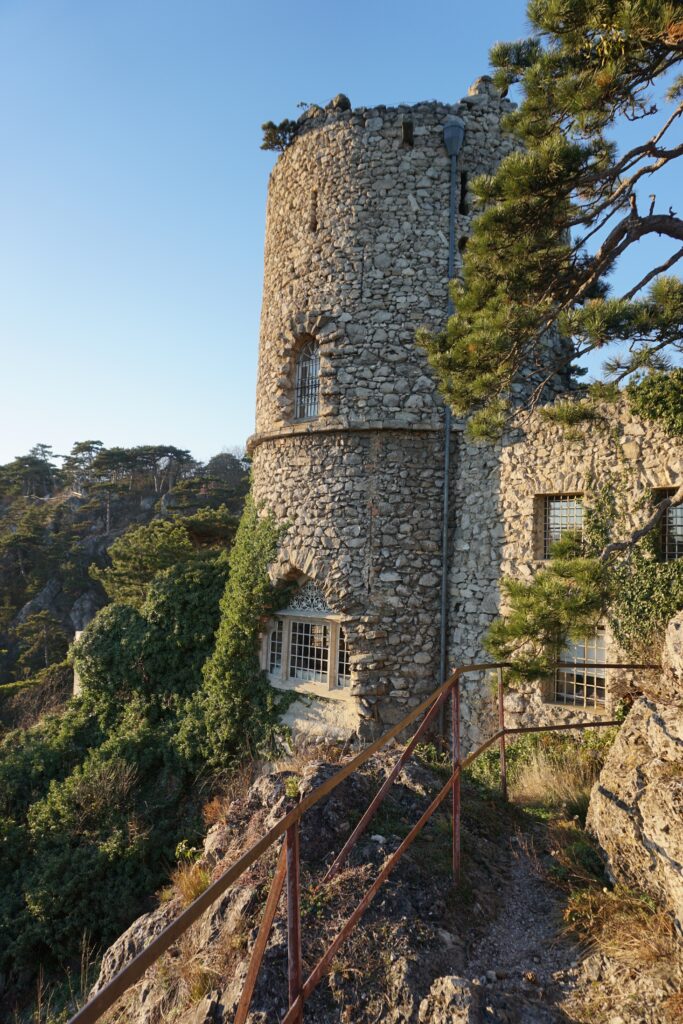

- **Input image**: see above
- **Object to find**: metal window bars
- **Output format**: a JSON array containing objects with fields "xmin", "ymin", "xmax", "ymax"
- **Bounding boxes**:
[
  {"xmin": 294, "ymin": 341, "xmax": 319, "ymax": 420},
  {"xmin": 658, "ymin": 488, "xmax": 683, "ymax": 562},
  {"xmin": 543, "ymin": 494, "xmax": 584, "ymax": 558},
  {"xmin": 68, "ymin": 658, "xmax": 655, "ymax": 1024},
  {"xmin": 554, "ymin": 630, "xmax": 606, "ymax": 708}
]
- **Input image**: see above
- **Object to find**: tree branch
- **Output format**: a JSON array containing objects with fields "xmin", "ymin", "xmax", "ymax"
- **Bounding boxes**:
[
  {"xmin": 621, "ymin": 244, "xmax": 683, "ymax": 300},
  {"xmin": 600, "ymin": 483, "xmax": 683, "ymax": 561}
]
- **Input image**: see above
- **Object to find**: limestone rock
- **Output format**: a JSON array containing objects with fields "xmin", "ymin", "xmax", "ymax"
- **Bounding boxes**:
[
  {"xmin": 586, "ymin": 612, "xmax": 683, "ymax": 932},
  {"xmin": 418, "ymin": 975, "xmax": 479, "ymax": 1023}
]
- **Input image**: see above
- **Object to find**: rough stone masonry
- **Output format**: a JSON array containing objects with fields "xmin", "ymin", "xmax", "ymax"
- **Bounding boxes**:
[{"xmin": 248, "ymin": 77, "xmax": 680, "ymax": 747}]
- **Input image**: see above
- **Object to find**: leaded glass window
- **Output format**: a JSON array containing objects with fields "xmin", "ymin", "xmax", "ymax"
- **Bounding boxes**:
[
  {"xmin": 289, "ymin": 620, "xmax": 329, "ymax": 683},
  {"xmin": 337, "ymin": 626, "xmax": 350, "ymax": 687},
  {"xmin": 269, "ymin": 620, "xmax": 283, "ymax": 674}
]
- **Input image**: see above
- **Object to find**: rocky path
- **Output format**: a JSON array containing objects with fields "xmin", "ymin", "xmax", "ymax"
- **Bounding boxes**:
[{"xmin": 450, "ymin": 830, "xmax": 582, "ymax": 1023}]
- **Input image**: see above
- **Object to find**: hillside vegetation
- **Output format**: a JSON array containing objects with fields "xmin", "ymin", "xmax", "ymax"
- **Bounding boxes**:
[{"xmin": 0, "ymin": 443, "xmax": 292, "ymax": 1017}]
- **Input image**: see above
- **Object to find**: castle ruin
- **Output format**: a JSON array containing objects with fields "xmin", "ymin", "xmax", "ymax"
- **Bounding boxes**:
[{"xmin": 248, "ymin": 79, "xmax": 680, "ymax": 749}]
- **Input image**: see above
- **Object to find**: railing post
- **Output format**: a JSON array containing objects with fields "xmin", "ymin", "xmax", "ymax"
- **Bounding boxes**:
[
  {"xmin": 286, "ymin": 822, "xmax": 303, "ymax": 1022},
  {"xmin": 451, "ymin": 677, "xmax": 461, "ymax": 883},
  {"xmin": 497, "ymin": 667, "xmax": 507, "ymax": 802}
]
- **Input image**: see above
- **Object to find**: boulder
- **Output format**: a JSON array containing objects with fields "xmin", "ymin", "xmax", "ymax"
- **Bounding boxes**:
[
  {"xmin": 586, "ymin": 612, "xmax": 683, "ymax": 932},
  {"xmin": 418, "ymin": 975, "xmax": 479, "ymax": 1023}
]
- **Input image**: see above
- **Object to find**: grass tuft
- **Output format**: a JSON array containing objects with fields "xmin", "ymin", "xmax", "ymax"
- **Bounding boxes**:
[{"xmin": 171, "ymin": 861, "xmax": 211, "ymax": 908}]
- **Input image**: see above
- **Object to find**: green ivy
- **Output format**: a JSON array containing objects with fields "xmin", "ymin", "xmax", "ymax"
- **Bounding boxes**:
[
  {"xmin": 178, "ymin": 495, "xmax": 289, "ymax": 769},
  {"xmin": 626, "ymin": 369, "xmax": 683, "ymax": 436}
]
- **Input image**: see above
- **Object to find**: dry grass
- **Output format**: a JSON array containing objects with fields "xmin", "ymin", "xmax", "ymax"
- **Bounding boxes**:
[
  {"xmin": 565, "ymin": 886, "xmax": 677, "ymax": 970},
  {"xmin": 201, "ymin": 760, "xmax": 256, "ymax": 827},
  {"xmin": 510, "ymin": 742, "xmax": 603, "ymax": 821},
  {"xmin": 663, "ymin": 992, "xmax": 683, "ymax": 1023},
  {"xmin": 171, "ymin": 861, "xmax": 212, "ymax": 908},
  {"xmin": 272, "ymin": 739, "xmax": 351, "ymax": 774}
]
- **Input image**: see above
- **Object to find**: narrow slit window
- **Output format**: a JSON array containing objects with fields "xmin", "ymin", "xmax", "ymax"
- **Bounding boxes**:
[
  {"xmin": 289, "ymin": 620, "xmax": 329, "ymax": 683},
  {"xmin": 553, "ymin": 629, "xmax": 606, "ymax": 709},
  {"xmin": 657, "ymin": 488, "xmax": 683, "ymax": 562},
  {"xmin": 543, "ymin": 494, "xmax": 583, "ymax": 559},
  {"xmin": 337, "ymin": 626, "xmax": 350, "ymax": 686},
  {"xmin": 294, "ymin": 341, "xmax": 319, "ymax": 420},
  {"xmin": 459, "ymin": 171, "xmax": 469, "ymax": 214}
]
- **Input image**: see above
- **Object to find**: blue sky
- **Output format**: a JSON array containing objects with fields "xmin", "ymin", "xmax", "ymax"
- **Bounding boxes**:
[{"xmin": 0, "ymin": 1, "xmax": 678, "ymax": 465}]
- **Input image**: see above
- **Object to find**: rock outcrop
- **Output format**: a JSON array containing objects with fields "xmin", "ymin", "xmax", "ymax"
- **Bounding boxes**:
[{"xmin": 587, "ymin": 612, "xmax": 683, "ymax": 932}]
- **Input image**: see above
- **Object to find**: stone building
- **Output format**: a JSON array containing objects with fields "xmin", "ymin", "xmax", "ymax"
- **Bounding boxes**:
[{"xmin": 248, "ymin": 78, "xmax": 682, "ymax": 747}]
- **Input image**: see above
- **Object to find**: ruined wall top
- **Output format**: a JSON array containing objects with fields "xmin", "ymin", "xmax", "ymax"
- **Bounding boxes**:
[{"xmin": 252, "ymin": 79, "xmax": 519, "ymax": 442}]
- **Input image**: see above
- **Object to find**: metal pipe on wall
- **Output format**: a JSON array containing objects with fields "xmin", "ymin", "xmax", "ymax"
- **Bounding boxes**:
[{"xmin": 439, "ymin": 116, "xmax": 466, "ymax": 740}]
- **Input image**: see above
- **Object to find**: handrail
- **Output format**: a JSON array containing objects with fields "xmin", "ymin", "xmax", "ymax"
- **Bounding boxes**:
[{"xmin": 69, "ymin": 659, "xmax": 654, "ymax": 1024}]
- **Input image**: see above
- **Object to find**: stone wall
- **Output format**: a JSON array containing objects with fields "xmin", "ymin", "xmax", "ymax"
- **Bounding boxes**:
[
  {"xmin": 450, "ymin": 401, "xmax": 680, "ymax": 748},
  {"xmin": 250, "ymin": 75, "xmax": 680, "ymax": 746},
  {"xmin": 250, "ymin": 79, "xmax": 521, "ymax": 737}
]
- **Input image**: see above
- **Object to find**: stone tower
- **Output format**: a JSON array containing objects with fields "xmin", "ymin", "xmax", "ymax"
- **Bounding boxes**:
[{"xmin": 249, "ymin": 79, "xmax": 521, "ymax": 740}]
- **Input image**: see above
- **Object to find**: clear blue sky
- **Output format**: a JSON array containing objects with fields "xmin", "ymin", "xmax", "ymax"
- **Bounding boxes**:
[{"xmin": 0, "ymin": 2, "xmax": 678, "ymax": 465}]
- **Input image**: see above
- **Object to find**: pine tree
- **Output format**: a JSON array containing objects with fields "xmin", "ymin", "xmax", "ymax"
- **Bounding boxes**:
[{"xmin": 422, "ymin": 0, "xmax": 683, "ymax": 440}]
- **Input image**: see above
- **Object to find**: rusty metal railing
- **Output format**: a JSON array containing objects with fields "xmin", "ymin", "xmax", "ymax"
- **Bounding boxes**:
[{"xmin": 69, "ymin": 660, "xmax": 653, "ymax": 1024}]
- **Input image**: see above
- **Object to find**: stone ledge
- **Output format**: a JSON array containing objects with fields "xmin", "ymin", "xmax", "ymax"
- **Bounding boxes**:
[{"xmin": 247, "ymin": 417, "xmax": 453, "ymax": 453}]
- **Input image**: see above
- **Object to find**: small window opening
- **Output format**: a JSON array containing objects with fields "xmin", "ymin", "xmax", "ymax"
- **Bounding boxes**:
[
  {"xmin": 309, "ymin": 189, "xmax": 318, "ymax": 233},
  {"xmin": 459, "ymin": 171, "xmax": 469, "ymax": 214},
  {"xmin": 294, "ymin": 340, "xmax": 320, "ymax": 420},
  {"xmin": 656, "ymin": 488, "xmax": 683, "ymax": 562},
  {"xmin": 337, "ymin": 626, "xmax": 350, "ymax": 686},
  {"xmin": 401, "ymin": 117, "xmax": 414, "ymax": 147},
  {"xmin": 541, "ymin": 494, "xmax": 583, "ymax": 559},
  {"xmin": 553, "ymin": 628, "xmax": 606, "ymax": 709},
  {"xmin": 289, "ymin": 620, "xmax": 329, "ymax": 683},
  {"xmin": 269, "ymin": 620, "xmax": 283, "ymax": 674}
]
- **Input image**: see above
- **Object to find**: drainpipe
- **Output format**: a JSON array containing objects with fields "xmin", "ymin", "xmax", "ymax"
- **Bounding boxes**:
[{"xmin": 439, "ymin": 116, "xmax": 465, "ymax": 735}]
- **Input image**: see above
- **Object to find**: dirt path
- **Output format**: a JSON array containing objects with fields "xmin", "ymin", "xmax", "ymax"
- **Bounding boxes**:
[{"xmin": 458, "ymin": 830, "xmax": 581, "ymax": 1023}]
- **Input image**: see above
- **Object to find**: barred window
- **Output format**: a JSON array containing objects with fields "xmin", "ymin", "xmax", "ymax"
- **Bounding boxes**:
[
  {"xmin": 337, "ymin": 627, "xmax": 350, "ymax": 687},
  {"xmin": 289, "ymin": 620, "xmax": 329, "ymax": 683},
  {"xmin": 542, "ymin": 494, "xmax": 583, "ymax": 559},
  {"xmin": 294, "ymin": 341, "xmax": 319, "ymax": 420},
  {"xmin": 553, "ymin": 629, "xmax": 606, "ymax": 709},
  {"xmin": 269, "ymin": 620, "xmax": 283, "ymax": 674},
  {"xmin": 656, "ymin": 488, "xmax": 683, "ymax": 562}
]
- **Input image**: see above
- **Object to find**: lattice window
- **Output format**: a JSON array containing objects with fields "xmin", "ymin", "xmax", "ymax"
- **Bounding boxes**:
[
  {"xmin": 294, "ymin": 340, "xmax": 319, "ymax": 420},
  {"xmin": 337, "ymin": 626, "xmax": 350, "ymax": 687},
  {"xmin": 289, "ymin": 620, "xmax": 329, "ymax": 683},
  {"xmin": 542, "ymin": 494, "xmax": 584, "ymax": 559},
  {"xmin": 269, "ymin": 620, "xmax": 283, "ymax": 674},
  {"xmin": 553, "ymin": 629, "xmax": 606, "ymax": 709},
  {"xmin": 657, "ymin": 488, "xmax": 683, "ymax": 562}
]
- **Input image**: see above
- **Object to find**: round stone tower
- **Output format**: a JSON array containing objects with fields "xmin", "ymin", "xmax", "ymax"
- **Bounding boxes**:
[{"xmin": 248, "ymin": 79, "xmax": 520, "ymax": 739}]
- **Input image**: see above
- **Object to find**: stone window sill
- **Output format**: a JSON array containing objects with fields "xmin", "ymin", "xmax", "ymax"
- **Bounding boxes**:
[{"xmin": 268, "ymin": 675, "xmax": 354, "ymax": 703}]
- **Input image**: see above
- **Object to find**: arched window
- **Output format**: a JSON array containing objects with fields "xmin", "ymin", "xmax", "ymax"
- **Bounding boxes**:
[
  {"xmin": 294, "ymin": 340, "xmax": 319, "ymax": 420},
  {"xmin": 261, "ymin": 581, "xmax": 350, "ymax": 693}
]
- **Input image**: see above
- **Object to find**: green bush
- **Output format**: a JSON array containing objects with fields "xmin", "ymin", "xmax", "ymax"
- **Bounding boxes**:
[{"xmin": 0, "ymin": 493, "xmax": 287, "ymax": 989}]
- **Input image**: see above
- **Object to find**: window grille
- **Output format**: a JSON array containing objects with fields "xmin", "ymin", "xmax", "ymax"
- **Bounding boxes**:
[
  {"xmin": 294, "ymin": 341, "xmax": 319, "ymax": 420},
  {"xmin": 269, "ymin": 620, "xmax": 283, "ymax": 674},
  {"xmin": 543, "ymin": 494, "xmax": 583, "ymax": 559},
  {"xmin": 553, "ymin": 629, "xmax": 606, "ymax": 708},
  {"xmin": 289, "ymin": 620, "xmax": 329, "ymax": 683},
  {"xmin": 657, "ymin": 488, "xmax": 683, "ymax": 562},
  {"xmin": 337, "ymin": 626, "xmax": 350, "ymax": 686}
]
